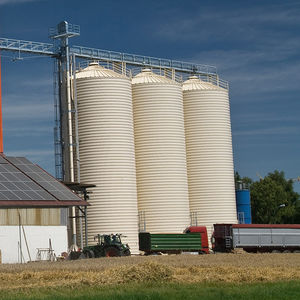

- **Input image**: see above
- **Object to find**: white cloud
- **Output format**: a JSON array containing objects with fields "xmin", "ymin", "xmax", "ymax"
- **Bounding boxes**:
[
  {"xmin": 5, "ymin": 149, "xmax": 53, "ymax": 157},
  {"xmin": 0, "ymin": 0, "xmax": 42, "ymax": 5},
  {"xmin": 4, "ymin": 125, "xmax": 52, "ymax": 137},
  {"xmin": 188, "ymin": 43, "xmax": 300, "ymax": 98},
  {"xmin": 2, "ymin": 88, "xmax": 54, "ymax": 122},
  {"xmin": 156, "ymin": 5, "xmax": 300, "ymax": 43},
  {"xmin": 155, "ymin": 5, "xmax": 300, "ymax": 102},
  {"xmin": 233, "ymin": 126, "xmax": 299, "ymax": 137},
  {"xmin": 3, "ymin": 102, "xmax": 53, "ymax": 120},
  {"xmin": 20, "ymin": 78, "xmax": 53, "ymax": 88},
  {"xmin": 233, "ymin": 112, "xmax": 299, "ymax": 125}
]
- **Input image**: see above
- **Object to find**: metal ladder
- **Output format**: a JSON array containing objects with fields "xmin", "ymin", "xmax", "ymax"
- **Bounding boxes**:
[{"xmin": 138, "ymin": 211, "xmax": 146, "ymax": 232}]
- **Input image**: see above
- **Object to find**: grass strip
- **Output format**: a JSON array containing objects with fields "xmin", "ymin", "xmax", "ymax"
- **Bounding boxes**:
[{"xmin": 1, "ymin": 281, "xmax": 300, "ymax": 300}]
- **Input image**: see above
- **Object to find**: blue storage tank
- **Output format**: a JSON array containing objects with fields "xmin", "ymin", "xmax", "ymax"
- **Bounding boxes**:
[{"xmin": 235, "ymin": 189, "xmax": 252, "ymax": 224}]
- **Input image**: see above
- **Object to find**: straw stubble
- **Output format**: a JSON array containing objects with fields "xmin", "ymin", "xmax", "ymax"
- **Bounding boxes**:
[{"xmin": 1, "ymin": 253, "xmax": 300, "ymax": 290}]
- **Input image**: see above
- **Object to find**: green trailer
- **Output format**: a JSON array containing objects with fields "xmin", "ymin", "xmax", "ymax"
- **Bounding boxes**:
[{"xmin": 139, "ymin": 232, "xmax": 204, "ymax": 254}]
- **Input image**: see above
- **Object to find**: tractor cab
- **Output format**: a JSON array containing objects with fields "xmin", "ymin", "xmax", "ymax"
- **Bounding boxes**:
[{"xmin": 95, "ymin": 233, "xmax": 122, "ymax": 246}]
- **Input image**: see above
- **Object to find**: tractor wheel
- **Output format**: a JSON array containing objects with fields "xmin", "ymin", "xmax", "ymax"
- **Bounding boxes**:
[
  {"xmin": 122, "ymin": 249, "xmax": 131, "ymax": 256},
  {"xmin": 69, "ymin": 251, "xmax": 81, "ymax": 260},
  {"xmin": 83, "ymin": 250, "xmax": 95, "ymax": 259},
  {"xmin": 105, "ymin": 247, "xmax": 121, "ymax": 257}
]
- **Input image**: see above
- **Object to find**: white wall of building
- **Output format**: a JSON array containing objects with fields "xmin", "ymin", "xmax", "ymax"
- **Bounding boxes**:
[{"xmin": 0, "ymin": 226, "xmax": 68, "ymax": 264}]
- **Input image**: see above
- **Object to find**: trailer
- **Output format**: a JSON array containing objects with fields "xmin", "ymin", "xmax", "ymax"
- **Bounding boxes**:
[
  {"xmin": 139, "ymin": 226, "xmax": 209, "ymax": 254},
  {"xmin": 213, "ymin": 224, "xmax": 300, "ymax": 253}
]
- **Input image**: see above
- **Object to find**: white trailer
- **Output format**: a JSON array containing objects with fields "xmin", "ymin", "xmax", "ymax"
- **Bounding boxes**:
[
  {"xmin": 213, "ymin": 224, "xmax": 300, "ymax": 253},
  {"xmin": 232, "ymin": 225, "xmax": 300, "ymax": 252}
]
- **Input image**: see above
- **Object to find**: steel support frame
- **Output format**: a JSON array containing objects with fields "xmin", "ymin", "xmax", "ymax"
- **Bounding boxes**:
[
  {"xmin": 0, "ymin": 37, "xmax": 217, "ymax": 76},
  {"xmin": 53, "ymin": 59, "xmax": 63, "ymax": 180},
  {"xmin": 0, "ymin": 38, "xmax": 55, "ymax": 56}
]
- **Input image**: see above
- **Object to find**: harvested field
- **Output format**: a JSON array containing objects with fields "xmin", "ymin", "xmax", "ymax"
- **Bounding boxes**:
[{"xmin": 0, "ymin": 253, "xmax": 300, "ymax": 290}]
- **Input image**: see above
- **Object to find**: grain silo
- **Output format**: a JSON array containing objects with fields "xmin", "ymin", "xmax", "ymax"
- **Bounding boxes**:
[
  {"xmin": 76, "ymin": 62, "xmax": 139, "ymax": 254},
  {"xmin": 182, "ymin": 75, "xmax": 237, "ymax": 240},
  {"xmin": 132, "ymin": 69, "xmax": 190, "ymax": 233}
]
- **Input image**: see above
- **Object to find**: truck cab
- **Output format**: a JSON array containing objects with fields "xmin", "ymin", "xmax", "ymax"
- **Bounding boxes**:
[{"xmin": 184, "ymin": 226, "xmax": 210, "ymax": 254}]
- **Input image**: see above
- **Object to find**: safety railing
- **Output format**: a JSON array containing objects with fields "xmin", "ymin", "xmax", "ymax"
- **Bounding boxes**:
[{"xmin": 71, "ymin": 45, "xmax": 217, "ymax": 75}]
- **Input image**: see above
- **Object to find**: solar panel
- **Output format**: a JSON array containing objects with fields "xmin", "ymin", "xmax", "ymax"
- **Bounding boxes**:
[
  {"xmin": 0, "ymin": 156, "xmax": 8, "ymax": 164},
  {"xmin": 0, "ymin": 157, "xmax": 56, "ymax": 201},
  {"xmin": 6, "ymin": 157, "xmax": 80, "ymax": 201}
]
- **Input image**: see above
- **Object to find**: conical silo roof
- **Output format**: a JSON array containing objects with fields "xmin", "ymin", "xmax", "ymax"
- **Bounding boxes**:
[
  {"xmin": 132, "ymin": 68, "xmax": 177, "ymax": 84},
  {"xmin": 182, "ymin": 75, "xmax": 224, "ymax": 91},
  {"xmin": 76, "ymin": 62, "xmax": 126, "ymax": 79}
]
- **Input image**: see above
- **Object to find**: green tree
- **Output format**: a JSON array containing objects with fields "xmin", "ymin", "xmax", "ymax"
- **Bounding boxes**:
[
  {"xmin": 234, "ymin": 171, "xmax": 253, "ymax": 189},
  {"xmin": 250, "ymin": 170, "xmax": 299, "ymax": 224}
]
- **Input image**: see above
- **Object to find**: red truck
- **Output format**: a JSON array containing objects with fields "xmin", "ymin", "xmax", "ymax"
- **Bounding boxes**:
[{"xmin": 184, "ymin": 226, "xmax": 210, "ymax": 254}]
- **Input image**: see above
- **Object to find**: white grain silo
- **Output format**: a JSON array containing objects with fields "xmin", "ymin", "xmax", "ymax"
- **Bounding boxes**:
[
  {"xmin": 76, "ymin": 62, "xmax": 139, "ymax": 254},
  {"xmin": 183, "ymin": 75, "xmax": 237, "ymax": 240},
  {"xmin": 132, "ymin": 69, "xmax": 190, "ymax": 233}
]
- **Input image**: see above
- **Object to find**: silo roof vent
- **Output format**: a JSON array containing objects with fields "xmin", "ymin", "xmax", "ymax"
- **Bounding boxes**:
[{"xmin": 88, "ymin": 61, "xmax": 99, "ymax": 66}]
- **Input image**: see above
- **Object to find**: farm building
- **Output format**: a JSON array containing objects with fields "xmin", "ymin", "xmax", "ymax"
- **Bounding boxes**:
[{"xmin": 0, "ymin": 154, "xmax": 88, "ymax": 263}]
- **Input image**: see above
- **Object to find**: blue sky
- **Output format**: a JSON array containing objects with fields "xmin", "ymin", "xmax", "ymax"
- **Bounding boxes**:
[{"xmin": 0, "ymin": 0, "xmax": 299, "ymax": 191}]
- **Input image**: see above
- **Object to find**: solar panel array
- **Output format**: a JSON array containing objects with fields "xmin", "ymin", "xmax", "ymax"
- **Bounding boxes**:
[
  {"xmin": 0, "ymin": 156, "xmax": 81, "ymax": 202},
  {"xmin": 0, "ymin": 157, "xmax": 55, "ymax": 201}
]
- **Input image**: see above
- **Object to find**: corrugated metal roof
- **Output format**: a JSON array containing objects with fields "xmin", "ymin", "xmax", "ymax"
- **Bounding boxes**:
[{"xmin": 0, "ymin": 155, "xmax": 88, "ymax": 208}]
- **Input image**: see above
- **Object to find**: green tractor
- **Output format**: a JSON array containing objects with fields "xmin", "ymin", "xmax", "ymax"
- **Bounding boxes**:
[{"xmin": 81, "ymin": 233, "xmax": 131, "ymax": 258}]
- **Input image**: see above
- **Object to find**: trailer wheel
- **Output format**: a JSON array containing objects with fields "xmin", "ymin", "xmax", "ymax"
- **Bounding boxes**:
[{"xmin": 105, "ymin": 247, "xmax": 121, "ymax": 257}]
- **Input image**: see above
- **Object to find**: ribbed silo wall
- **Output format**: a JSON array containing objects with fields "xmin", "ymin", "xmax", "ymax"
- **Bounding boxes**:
[
  {"xmin": 76, "ymin": 63, "xmax": 139, "ymax": 254},
  {"xmin": 132, "ymin": 69, "xmax": 190, "ymax": 233},
  {"xmin": 183, "ymin": 77, "xmax": 237, "ymax": 240}
]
